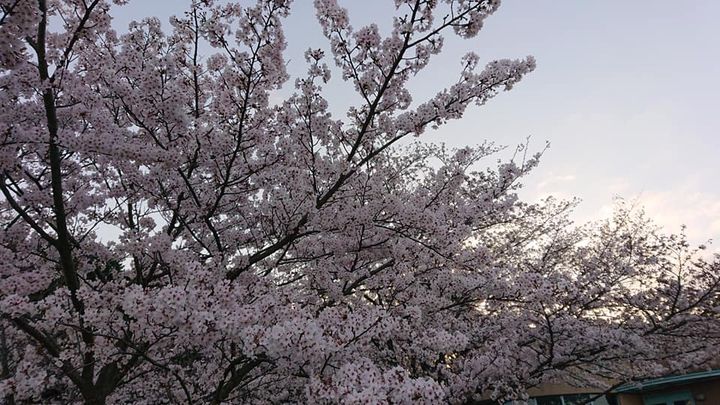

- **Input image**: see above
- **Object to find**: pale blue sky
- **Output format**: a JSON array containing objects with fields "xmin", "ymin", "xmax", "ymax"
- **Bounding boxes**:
[{"xmin": 112, "ymin": 1, "xmax": 720, "ymax": 245}]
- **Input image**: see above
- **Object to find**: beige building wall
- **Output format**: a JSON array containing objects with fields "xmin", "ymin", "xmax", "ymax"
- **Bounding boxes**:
[
  {"xmin": 618, "ymin": 394, "xmax": 643, "ymax": 405},
  {"xmin": 527, "ymin": 382, "xmax": 605, "ymax": 397}
]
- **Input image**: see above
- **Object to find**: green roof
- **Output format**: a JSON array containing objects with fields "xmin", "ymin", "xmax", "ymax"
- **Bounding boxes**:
[{"xmin": 614, "ymin": 369, "xmax": 720, "ymax": 393}]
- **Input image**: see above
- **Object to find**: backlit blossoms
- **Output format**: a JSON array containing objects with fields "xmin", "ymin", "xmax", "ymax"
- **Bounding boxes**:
[{"xmin": 1, "ymin": 0, "xmax": 718, "ymax": 404}]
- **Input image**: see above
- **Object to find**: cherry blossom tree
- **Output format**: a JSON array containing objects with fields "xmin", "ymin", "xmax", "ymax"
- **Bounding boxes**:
[{"xmin": 0, "ymin": 0, "xmax": 718, "ymax": 403}]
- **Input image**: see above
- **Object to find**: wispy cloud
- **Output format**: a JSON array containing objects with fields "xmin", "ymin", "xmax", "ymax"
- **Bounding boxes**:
[
  {"xmin": 635, "ymin": 190, "xmax": 720, "ymax": 242},
  {"xmin": 536, "ymin": 174, "xmax": 577, "ymax": 190}
]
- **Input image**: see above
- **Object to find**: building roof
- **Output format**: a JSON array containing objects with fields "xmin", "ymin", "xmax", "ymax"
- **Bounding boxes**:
[{"xmin": 614, "ymin": 369, "xmax": 720, "ymax": 393}]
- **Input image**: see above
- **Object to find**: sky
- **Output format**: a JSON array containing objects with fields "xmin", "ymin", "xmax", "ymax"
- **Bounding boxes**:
[{"xmin": 111, "ymin": 1, "xmax": 720, "ymax": 247}]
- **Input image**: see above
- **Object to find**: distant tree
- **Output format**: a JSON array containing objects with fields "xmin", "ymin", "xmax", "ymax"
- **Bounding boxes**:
[{"xmin": 0, "ymin": 0, "xmax": 718, "ymax": 403}]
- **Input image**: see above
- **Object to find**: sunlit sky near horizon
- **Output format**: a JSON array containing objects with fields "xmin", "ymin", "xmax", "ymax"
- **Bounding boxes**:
[{"xmin": 112, "ymin": 1, "xmax": 720, "ymax": 246}]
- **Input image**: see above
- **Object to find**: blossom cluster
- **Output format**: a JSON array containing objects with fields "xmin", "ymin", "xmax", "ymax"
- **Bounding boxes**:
[{"xmin": 0, "ymin": 0, "xmax": 718, "ymax": 404}]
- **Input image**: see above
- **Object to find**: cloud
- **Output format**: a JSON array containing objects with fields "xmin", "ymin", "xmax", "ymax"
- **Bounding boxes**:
[
  {"xmin": 578, "ymin": 188, "xmax": 720, "ymax": 252},
  {"xmin": 536, "ymin": 174, "xmax": 577, "ymax": 190},
  {"xmin": 527, "ymin": 172, "xmax": 720, "ymax": 253},
  {"xmin": 634, "ymin": 190, "xmax": 720, "ymax": 242}
]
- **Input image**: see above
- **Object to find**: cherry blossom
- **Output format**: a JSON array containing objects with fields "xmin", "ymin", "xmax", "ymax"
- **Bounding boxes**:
[{"xmin": 1, "ymin": 0, "xmax": 718, "ymax": 404}]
